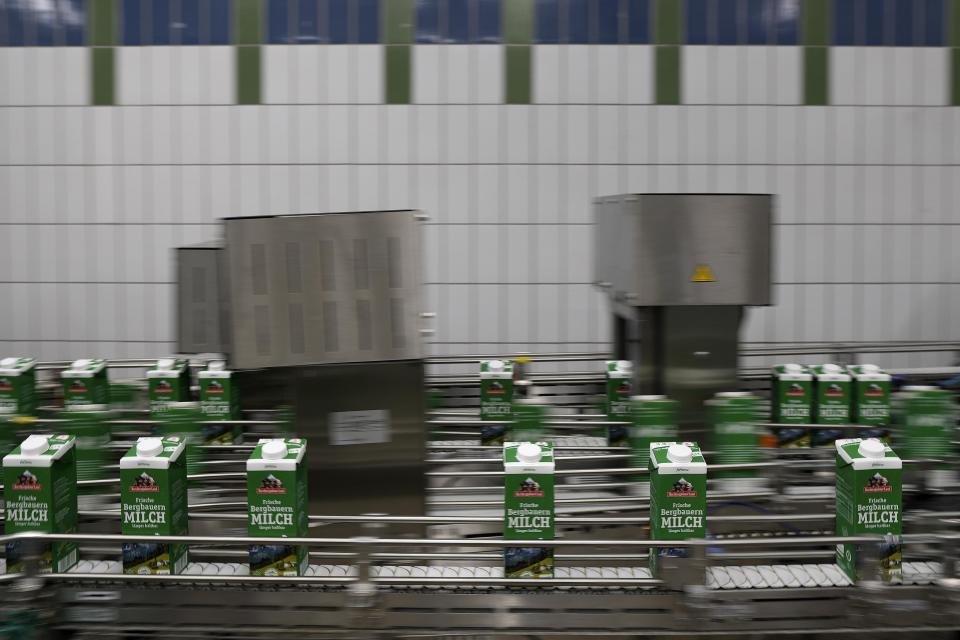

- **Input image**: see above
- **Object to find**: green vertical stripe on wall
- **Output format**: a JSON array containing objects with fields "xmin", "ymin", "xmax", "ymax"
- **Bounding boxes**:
[
  {"xmin": 384, "ymin": 1, "xmax": 413, "ymax": 103},
  {"xmin": 655, "ymin": 46, "xmax": 680, "ymax": 104},
  {"xmin": 504, "ymin": 0, "xmax": 534, "ymax": 44},
  {"xmin": 384, "ymin": 0, "xmax": 414, "ymax": 43},
  {"xmin": 655, "ymin": 0, "xmax": 682, "ymax": 44},
  {"xmin": 804, "ymin": 47, "xmax": 829, "ymax": 105},
  {"xmin": 503, "ymin": 0, "xmax": 533, "ymax": 103},
  {"xmin": 234, "ymin": 0, "xmax": 262, "ymax": 45},
  {"xmin": 236, "ymin": 46, "xmax": 261, "ymax": 105},
  {"xmin": 89, "ymin": 0, "xmax": 116, "ymax": 46},
  {"xmin": 385, "ymin": 45, "xmax": 412, "ymax": 104},
  {"xmin": 950, "ymin": 0, "xmax": 960, "ymax": 47},
  {"xmin": 952, "ymin": 48, "xmax": 960, "ymax": 105},
  {"xmin": 505, "ymin": 46, "xmax": 532, "ymax": 104},
  {"xmin": 802, "ymin": 0, "xmax": 830, "ymax": 45},
  {"xmin": 91, "ymin": 47, "xmax": 115, "ymax": 105}
]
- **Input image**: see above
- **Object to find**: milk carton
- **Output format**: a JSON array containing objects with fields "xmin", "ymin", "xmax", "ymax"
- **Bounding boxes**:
[
  {"xmin": 61, "ymin": 359, "xmax": 109, "ymax": 407},
  {"xmin": 157, "ymin": 401, "xmax": 204, "ymax": 476},
  {"xmin": 605, "ymin": 361, "xmax": 633, "ymax": 446},
  {"xmin": 511, "ymin": 397, "xmax": 549, "ymax": 443},
  {"xmin": 847, "ymin": 365, "xmax": 891, "ymax": 442},
  {"xmin": 835, "ymin": 438, "xmax": 902, "ymax": 583},
  {"xmin": 707, "ymin": 392, "xmax": 762, "ymax": 491},
  {"xmin": 894, "ymin": 386, "xmax": 956, "ymax": 488},
  {"xmin": 3, "ymin": 434, "xmax": 79, "ymax": 573},
  {"xmin": 649, "ymin": 442, "xmax": 707, "ymax": 576},
  {"xmin": 480, "ymin": 360, "xmax": 513, "ymax": 445},
  {"xmin": 147, "ymin": 358, "xmax": 192, "ymax": 415},
  {"xmin": 628, "ymin": 396, "xmax": 678, "ymax": 495},
  {"xmin": 811, "ymin": 364, "xmax": 851, "ymax": 447},
  {"xmin": 771, "ymin": 364, "xmax": 812, "ymax": 447},
  {"xmin": 503, "ymin": 442, "xmax": 555, "ymax": 578},
  {"xmin": 62, "ymin": 405, "xmax": 111, "ymax": 509},
  {"xmin": 120, "ymin": 436, "xmax": 188, "ymax": 575},
  {"xmin": 247, "ymin": 438, "xmax": 308, "ymax": 576},
  {"xmin": 0, "ymin": 358, "xmax": 37, "ymax": 416},
  {"xmin": 198, "ymin": 361, "xmax": 241, "ymax": 444}
]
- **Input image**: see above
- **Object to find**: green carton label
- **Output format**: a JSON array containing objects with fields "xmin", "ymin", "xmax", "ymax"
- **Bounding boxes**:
[
  {"xmin": 649, "ymin": 442, "xmax": 707, "ymax": 576},
  {"xmin": 708, "ymin": 394, "xmax": 759, "ymax": 479},
  {"xmin": 504, "ymin": 442, "xmax": 555, "ymax": 578},
  {"xmin": 120, "ymin": 438, "xmax": 189, "ymax": 575},
  {"xmin": 247, "ymin": 439, "xmax": 308, "ymax": 577},
  {"xmin": 0, "ymin": 359, "xmax": 37, "ymax": 416},
  {"xmin": 605, "ymin": 361, "xmax": 632, "ymax": 446},
  {"xmin": 3, "ymin": 435, "xmax": 79, "ymax": 574},
  {"xmin": 629, "ymin": 397, "xmax": 678, "ymax": 472},
  {"xmin": 835, "ymin": 439, "xmax": 902, "ymax": 583}
]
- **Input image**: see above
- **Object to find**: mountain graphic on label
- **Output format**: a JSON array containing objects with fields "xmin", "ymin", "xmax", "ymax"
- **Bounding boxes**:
[
  {"xmin": 825, "ymin": 384, "xmax": 844, "ymax": 397},
  {"xmin": 668, "ymin": 477, "xmax": 696, "ymax": 497},
  {"xmin": 515, "ymin": 477, "xmax": 544, "ymax": 497},
  {"xmin": 257, "ymin": 474, "xmax": 287, "ymax": 494},
  {"xmin": 14, "ymin": 470, "xmax": 40, "ymax": 490},
  {"xmin": 865, "ymin": 472, "xmax": 892, "ymax": 493},
  {"xmin": 132, "ymin": 472, "xmax": 160, "ymax": 492},
  {"xmin": 786, "ymin": 383, "xmax": 805, "ymax": 397},
  {"xmin": 865, "ymin": 384, "xmax": 885, "ymax": 397}
]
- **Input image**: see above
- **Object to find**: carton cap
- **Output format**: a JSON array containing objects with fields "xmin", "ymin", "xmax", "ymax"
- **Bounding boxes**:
[
  {"xmin": 136, "ymin": 437, "xmax": 164, "ymax": 458},
  {"xmin": 20, "ymin": 435, "xmax": 48, "ymax": 457},
  {"xmin": 632, "ymin": 394, "xmax": 666, "ymax": 401},
  {"xmin": 0, "ymin": 357, "xmax": 15, "ymax": 367},
  {"xmin": 667, "ymin": 443, "xmax": 693, "ymax": 463},
  {"xmin": 617, "ymin": 361, "xmax": 632, "ymax": 372},
  {"xmin": 860, "ymin": 364, "xmax": 880, "ymax": 373},
  {"xmin": 516, "ymin": 442, "xmax": 542, "ymax": 463},
  {"xmin": 262, "ymin": 439, "xmax": 288, "ymax": 460},
  {"xmin": 716, "ymin": 391, "xmax": 751, "ymax": 398},
  {"xmin": 821, "ymin": 363, "xmax": 843, "ymax": 373},
  {"xmin": 858, "ymin": 438, "xmax": 886, "ymax": 459},
  {"xmin": 902, "ymin": 385, "xmax": 936, "ymax": 392},
  {"xmin": 784, "ymin": 363, "xmax": 804, "ymax": 372},
  {"xmin": 208, "ymin": 360, "xmax": 226, "ymax": 371},
  {"xmin": 488, "ymin": 360, "xmax": 504, "ymax": 371},
  {"xmin": 72, "ymin": 359, "xmax": 91, "ymax": 369}
]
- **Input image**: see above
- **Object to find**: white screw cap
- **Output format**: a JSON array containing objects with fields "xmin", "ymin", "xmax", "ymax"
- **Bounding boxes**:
[
  {"xmin": 0, "ymin": 357, "xmax": 16, "ymax": 367},
  {"xmin": 262, "ymin": 439, "xmax": 288, "ymax": 460},
  {"xmin": 21, "ymin": 435, "xmax": 49, "ymax": 457},
  {"xmin": 157, "ymin": 358, "xmax": 175, "ymax": 370},
  {"xmin": 488, "ymin": 360, "xmax": 504, "ymax": 371},
  {"xmin": 136, "ymin": 437, "xmax": 164, "ymax": 458},
  {"xmin": 784, "ymin": 363, "xmax": 803, "ymax": 372},
  {"xmin": 667, "ymin": 443, "xmax": 693, "ymax": 464},
  {"xmin": 861, "ymin": 364, "xmax": 879, "ymax": 372},
  {"xmin": 858, "ymin": 438, "xmax": 886, "ymax": 459},
  {"xmin": 517, "ymin": 442, "xmax": 542, "ymax": 463},
  {"xmin": 822, "ymin": 363, "xmax": 842, "ymax": 373},
  {"xmin": 208, "ymin": 360, "xmax": 225, "ymax": 371},
  {"xmin": 72, "ymin": 359, "xmax": 90, "ymax": 369},
  {"xmin": 617, "ymin": 361, "xmax": 633, "ymax": 372}
]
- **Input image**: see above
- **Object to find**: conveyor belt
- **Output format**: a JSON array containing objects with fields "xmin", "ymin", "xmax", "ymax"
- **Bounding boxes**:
[{"xmin": 37, "ymin": 560, "xmax": 943, "ymax": 590}]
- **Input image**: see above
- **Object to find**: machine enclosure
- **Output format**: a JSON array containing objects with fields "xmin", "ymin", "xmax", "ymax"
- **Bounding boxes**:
[
  {"xmin": 0, "ymin": 358, "xmax": 37, "ymax": 416},
  {"xmin": 247, "ymin": 438, "xmax": 309, "ymax": 577},
  {"xmin": 834, "ymin": 438, "xmax": 902, "ymax": 583},
  {"xmin": 120, "ymin": 436, "xmax": 189, "ymax": 575},
  {"xmin": 3, "ymin": 435, "xmax": 79, "ymax": 573},
  {"xmin": 649, "ymin": 442, "xmax": 707, "ymax": 576},
  {"xmin": 503, "ymin": 442, "xmax": 555, "ymax": 579}
]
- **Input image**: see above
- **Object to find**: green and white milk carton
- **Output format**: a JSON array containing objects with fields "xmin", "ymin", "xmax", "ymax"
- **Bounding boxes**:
[
  {"xmin": 62, "ymin": 405, "xmax": 112, "ymax": 509},
  {"xmin": 120, "ymin": 436, "xmax": 189, "ymax": 575},
  {"xmin": 649, "ymin": 442, "xmax": 707, "ymax": 576},
  {"xmin": 3, "ymin": 434, "xmax": 79, "ymax": 573},
  {"xmin": 848, "ymin": 365, "xmax": 892, "ymax": 442},
  {"xmin": 835, "ymin": 438, "xmax": 902, "ymax": 583},
  {"xmin": 707, "ymin": 392, "xmax": 762, "ymax": 491},
  {"xmin": 198, "ymin": 361, "xmax": 241, "ymax": 444},
  {"xmin": 157, "ymin": 401, "xmax": 205, "ymax": 477},
  {"xmin": 894, "ymin": 386, "xmax": 956, "ymax": 488},
  {"xmin": 61, "ymin": 359, "xmax": 109, "ymax": 407},
  {"xmin": 247, "ymin": 438, "xmax": 308, "ymax": 576},
  {"xmin": 480, "ymin": 360, "xmax": 514, "ymax": 446},
  {"xmin": 811, "ymin": 364, "xmax": 851, "ymax": 447},
  {"xmin": 628, "ymin": 396, "xmax": 678, "ymax": 496},
  {"xmin": 771, "ymin": 364, "xmax": 813, "ymax": 448},
  {"xmin": 0, "ymin": 357, "xmax": 37, "ymax": 416},
  {"xmin": 605, "ymin": 361, "xmax": 633, "ymax": 446},
  {"xmin": 147, "ymin": 358, "xmax": 192, "ymax": 415},
  {"xmin": 511, "ymin": 397, "xmax": 549, "ymax": 443},
  {"xmin": 503, "ymin": 441, "xmax": 555, "ymax": 578}
]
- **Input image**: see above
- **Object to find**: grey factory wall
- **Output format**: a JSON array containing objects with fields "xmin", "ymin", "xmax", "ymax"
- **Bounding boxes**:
[{"xmin": 1, "ymin": 0, "xmax": 958, "ymax": 371}]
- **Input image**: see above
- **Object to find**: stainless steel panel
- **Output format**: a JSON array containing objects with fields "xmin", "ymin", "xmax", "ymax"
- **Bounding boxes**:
[
  {"xmin": 595, "ymin": 194, "xmax": 772, "ymax": 306},
  {"xmin": 176, "ymin": 242, "xmax": 228, "ymax": 354},
  {"xmin": 235, "ymin": 360, "xmax": 426, "ymax": 536},
  {"xmin": 224, "ymin": 211, "xmax": 423, "ymax": 369}
]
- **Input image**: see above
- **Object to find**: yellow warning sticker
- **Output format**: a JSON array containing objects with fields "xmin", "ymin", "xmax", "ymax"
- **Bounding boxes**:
[{"xmin": 690, "ymin": 264, "xmax": 716, "ymax": 282}]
